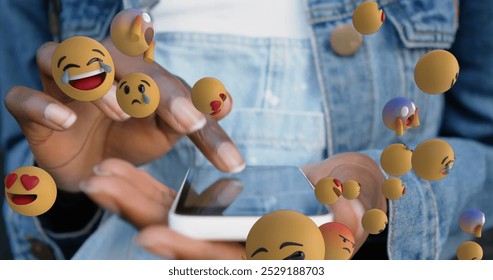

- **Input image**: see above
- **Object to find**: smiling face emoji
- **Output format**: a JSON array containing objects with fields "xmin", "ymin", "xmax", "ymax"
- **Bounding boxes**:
[
  {"xmin": 110, "ymin": 9, "xmax": 156, "ymax": 62},
  {"xmin": 361, "ymin": 208, "xmax": 388, "ymax": 235},
  {"xmin": 245, "ymin": 210, "xmax": 325, "ymax": 260},
  {"xmin": 52, "ymin": 36, "xmax": 115, "ymax": 101},
  {"xmin": 4, "ymin": 166, "xmax": 57, "ymax": 216},
  {"xmin": 411, "ymin": 138, "xmax": 455, "ymax": 181},
  {"xmin": 382, "ymin": 97, "xmax": 420, "ymax": 136},
  {"xmin": 319, "ymin": 222, "xmax": 355, "ymax": 260},
  {"xmin": 191, "ymin": 77, "xmax": 231, "ymax": 120},
  {"xmin": 314, "ymin": 177, "xmax": 343, "ymax": 205},
  {"xmin": 116, "ymin": 73, "xmax": 160, "ymax": 118},
  {"xmin": 414, "ymin": 49, "xmax": 460, "ymax": 95}
]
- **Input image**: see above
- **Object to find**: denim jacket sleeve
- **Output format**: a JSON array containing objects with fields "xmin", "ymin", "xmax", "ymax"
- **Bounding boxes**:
[{"xmin": 385, "ymin": 0, "xmax": 493, "ymax": 260}]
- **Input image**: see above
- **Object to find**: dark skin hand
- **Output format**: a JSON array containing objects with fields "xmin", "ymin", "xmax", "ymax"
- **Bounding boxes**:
[{"xmin": 4, "ymin": 39, "xmax": 244, "ymax": 193}]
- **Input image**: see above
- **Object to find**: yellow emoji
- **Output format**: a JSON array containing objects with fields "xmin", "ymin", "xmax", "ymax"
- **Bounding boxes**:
[
  {"xmin": 52, "ymin": 36, "xmax": 115, "ymax": 101},
  {"xmin": 245, "ymin": 210, "xmax": 325, "ymax": 260},
  {"xmin": 380, "ymin": 143, "xmax": 413, "ymax": 177},
  {"xmin": 352, "ymin": 1, "xmax": 385, "ymax": 35},
  {"xmin": 411, "ymin": 138, "xmax": 455, "ymax": 181},
  {"xmin": 110, "ymin": 9, "xmax": 156, "ymax": 63},
  {"xmin": 191, "ymin": 77, "xmax": 232, "ymax": 120},
  {"xmin": 116, "ymin": 73, "xmax": 160, "ymax": 118},
  {"xmin": 319, "ymin": 222, "xmax": 355, "ymax": 260},
  {"xmin": 342, "ymin": 179, "xmax": 361, "ymax": 200},
  {"xmin": 361, "ymin": 208, "xmax": 388, "ymax": 235},
  {"xmin": 456, "ymin": 241, "xmax": 483, "ymax": 260},
  {"xmin": 4, "ymin": 166, "xmax": 57, "ymax": 216},
  {"xmin": 314, "ymin": 177, "xmax": 343, "ymax": 205},
  {"xmin": 414, "ymin": 49, "xmax": 459, "ymax": 95},
  {"xmin": 382, "ymin": 177, "xmax": 406, "ymax": 200}
]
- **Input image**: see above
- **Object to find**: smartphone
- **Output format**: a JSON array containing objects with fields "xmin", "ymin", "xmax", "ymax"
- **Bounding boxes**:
[{"xmin": 168, "ymin": 165, "xmax": 333, "ymax": 241}]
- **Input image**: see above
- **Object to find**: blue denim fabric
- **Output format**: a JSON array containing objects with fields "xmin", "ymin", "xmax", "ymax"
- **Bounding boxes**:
[{"xmin": 2, "ymin": 0, "xmax": 493, "ymax": 259}]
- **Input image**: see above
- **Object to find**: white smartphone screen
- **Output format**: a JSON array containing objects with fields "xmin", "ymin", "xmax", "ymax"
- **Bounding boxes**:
[{"xmin": 174, "ymin": 165, "xmax": 329, "ymax": 216}]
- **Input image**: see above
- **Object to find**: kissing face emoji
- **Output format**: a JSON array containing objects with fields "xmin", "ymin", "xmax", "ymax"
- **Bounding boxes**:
[
  {"xmin": 411, "ymin": 138, "xmax": 455, "ymax": 181},
  {"xmin": 52, "ymin": 36, "xmax": 115, "ymax": 101},
  {"xmin": 116, "ymin": 73, "xmax": 160, "ymax": 118},
  {"xmin": 314, "ymin": 177, "xmax": 343, "ymax": 205},
  {"xmin": 4, "ymin": 166, "xmax": 57, "ymax": 216},
  {"xmin": 191, "ymin": 77, "xmax": 231, "ymax": 120}
]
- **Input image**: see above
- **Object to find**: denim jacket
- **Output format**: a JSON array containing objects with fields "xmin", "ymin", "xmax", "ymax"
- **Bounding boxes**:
[{"xmin": 2, "ymin": 0, "xmax": 493, "ymax": 259}]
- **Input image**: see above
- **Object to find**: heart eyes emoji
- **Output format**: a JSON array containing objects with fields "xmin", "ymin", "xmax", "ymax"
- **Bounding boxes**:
[
  {"xmin": 5, "ymin": 173, "xmax": 17, "ymax": 189},
  {"xmin": 4, "ymin": 173, "xmax": 40, "ymax": 190}
]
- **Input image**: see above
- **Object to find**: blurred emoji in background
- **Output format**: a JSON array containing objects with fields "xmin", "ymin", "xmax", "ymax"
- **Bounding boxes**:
[
  {"xmin": 245, "ymin": 210, "xmax": 325, "ymax": 260},
  {"xmin": 456, "ymin": 241, "xmax": 483, "ymax": 260},
  {"xmin": 352, "ymin": 1, "xmax": 385, "ymax": 35},
  {"xmin": 362, "ymin": 208, "xmax": 388, "ymax": 234},
  {"xmin": 52, "ymin": 36, "xmax": 115, "ymax": 101},
  {"xmin": 314, "ymin": 177, "xmax": 343, "ymax": 205},
  {"xmin": 4, "ymin": 166, "xmax": 57, "ymax": 216},
  {"xmin": 459, "ymin": 209, "xmax": 485, "ymax": 238},
  {"xmin": 380, "ymin": 143, "xmax": 413, "ymax": 176},
  {"xmin": 116, "ymin": 73, "xmax": 160, "ymax": 118},
  {"xmin": 342, "ymin": 179, "xmax": 361, "ymax": 200},
  {"xmin": 191, "ymin": 77, "xmax": 232, "ymax": 120},
  {"xmin": 110, "ymin": 9, "xmax": 156, "ymax": 63},
  {"xmin": 382, "ymin": 97, "xmax": 420, "ymax": 136},
  {"xmin": 414, "ymin": 49, "xmax": 459, "ymax": 95},
  {"xmin": 382, "ymin": 177, "xmax": 405, "ymax": 200},
  {"xmin": 319, "ymin": 222, "xmax": 355, "ymax": 260},
  {"xmin": 411, "ymin": 138, "xmax": 455, "ymax": 181}
]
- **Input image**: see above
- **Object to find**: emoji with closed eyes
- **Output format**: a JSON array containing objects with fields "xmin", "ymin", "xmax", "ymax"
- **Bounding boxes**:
[
  {"xmin": 314, "ymin": 177, "xmax": 343, "ymax": 205},
  {"xmin": 411, "ymin": 138, "xmax": 455, "ymax": 181},
  {"xmin": 244, "ymin": 210, "xmax": 325, "ymax": 260},
  {"xmin": 110, "ymin": 9, "xmax": 156, "ymax": 63},
  {"xmin": 52, "ymin": 36, "xmax": 115, "ymax": 101},
  {"xmin": 191, "ymin": 77, "xmax": 232, "ymax": 120},
  {"xmin": 319, "ymin": 222, "xmax": 355, "ymax": 260},
  {"xmin": 4, "ymin": 166, "xmax": 57, "ymax": 216},
  {"xmin": 116, "ymin": 72, "xmax": 160, "ymax": 118},
  {"xmin": 382, "ymin": 97, "xmax": 420, "ymax": 137}
]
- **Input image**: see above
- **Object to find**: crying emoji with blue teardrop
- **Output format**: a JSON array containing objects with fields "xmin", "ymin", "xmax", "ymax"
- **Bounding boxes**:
[{"xmin": 116, "ymin": 73, "xmax": 160, "ymax": 118}]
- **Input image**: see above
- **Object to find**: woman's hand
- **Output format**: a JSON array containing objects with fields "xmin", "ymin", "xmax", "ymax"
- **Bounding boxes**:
[
  {"xmin": 302, "ymin": 152, "xmax": 387, "ymax": 256},
  {"xmin": 81, "ymin": 158, "xmax": 245, "ymax": 260},
  {"xmin": 4, "ymin": 39, "xmax": 244, "ymax": 192}
]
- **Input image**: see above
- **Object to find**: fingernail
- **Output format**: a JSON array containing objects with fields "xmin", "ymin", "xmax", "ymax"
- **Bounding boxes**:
[
  {"xmin": 44, "ymin": 103, "xmax": 77, "ymax": 129},
  {"xmin": 93, "ymin": 164, "xmax": 112, "ymax": 176},
  {"xmin": 102, "ymin": 84, "xmax": 131, "ymax": 120},
  {"xmin": 217, "ymin": 142, "xmax": 245, "ymax": 173},
  {"xmin": 79, "ymin": 180, "xmax": 120, "ymax": 214},
  {"xmin": 79, "ymin": 180, "xmax": 99, "ymax": 194},
  {"xmin": 134, "ymin": 235, "xmax": 176, "ymax": 259},
  {"xmin": 170, "ymin": 97, "xmax": 206, "ymax": 133}
]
